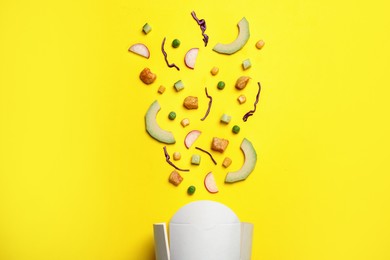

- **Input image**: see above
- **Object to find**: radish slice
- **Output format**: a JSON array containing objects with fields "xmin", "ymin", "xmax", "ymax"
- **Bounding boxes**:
[
  {"xmin": 204, "ymin": 172, "xmax": 218, "ymax": 193},
  {"xmin": 184, "ymin": 130, "xmax": 201, "ymax": 149},
  {"xmin": 128, "ymin": 43, "xmax": 150, "ymax": 59},
  {"xmin": 184, "ymin": 48, "xmax": 199, "ymax": 69}
]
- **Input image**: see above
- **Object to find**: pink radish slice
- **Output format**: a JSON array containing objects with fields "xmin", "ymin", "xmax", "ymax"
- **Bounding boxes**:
[
  {"xmin": 184, "ymin": 130, "xmax": 201, "ymax": 149},
  {"xmin": 204, "ymin": 172, "xmax": 218, "ymax": 193},
  {"xmin": 128, "ymin": 43, "xmax": 150, "ymax": 58},
  {"xmin": 184, "ymin": 48, "xmax": 199, "ymax": 69}
]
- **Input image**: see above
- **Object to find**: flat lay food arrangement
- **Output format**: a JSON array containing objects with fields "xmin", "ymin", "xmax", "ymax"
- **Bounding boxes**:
[{"xmin": 128, "ymin": 12, "xmax": 266, "ymax": 195}]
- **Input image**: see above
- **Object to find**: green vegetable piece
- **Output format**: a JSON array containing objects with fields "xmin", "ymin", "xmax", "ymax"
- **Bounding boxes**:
[
  {"xmin": 168, "ymin": 111, "xmax": 176, "ymax": 120},
  {"xmin": 217, "ymin": 81, "xmax": 225, "ymax": 90},
  {"xmin": 187, "ymin": 185, "xmax": 196, "ymax": 195},
  {"xmin": 174, "ymin": 80, "xmax": 185, "ymax": 92},
  {"xmin": 172, "ymin": 39, "xmax": 181, "ymax": 48},
  {"xmin": 142, "ymin": 23, "xmax": 152, "ymax": 34},
  {"xmin": 232, "ymin": 125, "xmax": 240, "ymax": 134},
  {"xmin": 220, "ymin": 114, "xmax": 232, "ymax": 124},
  {"xmin": 242, "ymin": 59, "xmax": 252, "ymax": 70},
  {"xmin": 191, "ymin": 154, "xmax": 201, "ymax": 165}
]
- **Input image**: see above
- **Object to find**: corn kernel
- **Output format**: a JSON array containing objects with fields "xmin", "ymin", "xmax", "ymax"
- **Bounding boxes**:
[
  {"xmin": 237, "ymin": 95, "xmax": 246, "ymax": 104},
  {"xmin": 256, "ymin": 40, "xmax": 265, "ymax": 50},
  {"xmin": 210, "ymin": 66, "xmax": 219, "ymax": 76},
  {"xmin": 222, "ymin": 157, "xmax": 232, "ymax": 168},
  {"xmin": 173, "ymin": 152, "xmax": 181, "ymax": 161},
  {"xmin": 158, "ymin": 85, "xmax": 166, "ymax": 94}
]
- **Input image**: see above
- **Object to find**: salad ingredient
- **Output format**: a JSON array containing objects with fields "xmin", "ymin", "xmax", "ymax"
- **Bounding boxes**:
[
  {"xmin": 237, "ymin": 95, "xmax": 246, "ymax": 104},
  {"xmin": 213, "ymin": 17, "xmax": 250, "ymax": 55},
  {"xmin": 173, "ymin": 152, "xmax": 181, "ymax": 161},
  {"xmin": 235, "ymin": 76, "xmax": 250, "ymax": 90},
  {"xmin": 220, "ymin": 114, "xmax": 231, "ymax": 124},
  {"xmin": 243, "ymin": 82, "xmax": 261, "ymax": 122},
  {"xmin": 210, "ymin": 66, "xmax": 219, "ymax": 75},
  {"xmin": 242, "ymin": 59, "xmax": 252, "ymax": 70},
  {"xmin": 200, "ymin": 87, "xmax": 213, "ymax": 121},
  {"xmin": 187, "ymin": 185, "xmax": 196, "ymax": 195},
  {"xmin": 232, "ymin": 125, "xmax": 240, "ymax": 134},
  {"xmin": 256, "ymin": 40, "xmax": 265, "ymax": 49},
  {"xmin": 172, "ymin": 39, "xmax": 181, "ymax": 48},
  {"xmin": 204, "ymin": 172, "xmax": 218, "ymax": 193},
  {"xmin": 217, "ymin": 81, "xmax": 225, "ymax": 90},
  {"xmin": 161, "ymin": 37, "xmax": 180, "ymax": 71},
  {"xmin": 164, "ymin": 146, "xmax": 189, "ymax": 172},
  {"xmin": 181, "ymin": 118, "xmax": 190, "ymax": 127},
  {"xmin": 142, "ymin": 23, "xmax": 152, "ymax": 34},
  {"xmin": 184, "ymin": 130, "xmax": 202, "ymax": 149},
  {"xmin": 168, "ymin": 111, "xmax": 176, "ymax": 120},
  {"xmin": 158, "ymin": 85, "xmax": 166, "ymax": 94},
  {"xmin": 191, "ymin": 11, "xmax": 209, "ymax": 46},
  {"xmin": 195, "ymin": 146, "xmax": 217, "ymax": 165},
  {"xmin": 139, "ymin": 68, "xmax": 157, "ymax": 85},
  {"xmin": 145, "ymin": 100, "xmax": 175, "ymax": 144},
  {"xmin": 183, "ymin": 96, "xmax": 199, "ymax": 109},
  {"xmin": 225, "ymin": 138, "xmax": 257, "ymax": 183},
  {"xmin": 184, "ymin": 48, "xmax": 199, "ymax": 69},
  {"xmin": 222, "ymin": 157, "xmax": 232, "ymax": 168},
  {"xmin": 128, "ymin": 43, "xmax": 150, "ymax": 59},
  {"xmin": 169, "ymin": 170, "xmax": 183, "ymax": 186},
  {"xmin": 174, "ymin": 80, "xmax": 184, "ymax": 92},
  {"xmin": 191, "ymin": 154, "xmax": 201, "ymax": 165},
  {"xmin": 211, "ymin": 137, "xmax": 229, "ymax": 153}
]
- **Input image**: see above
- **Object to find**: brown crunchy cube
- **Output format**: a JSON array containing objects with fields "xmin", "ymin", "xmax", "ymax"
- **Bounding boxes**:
[
  {"xmin": 157, "ymin": 85, "xmax": 166, "ymax": 94},
  {"xmin": 183, "ymin": 96, "xmax": 198, "ymax": 109},
  {"xmin": 222, "ymin": 157, "xmax": 232, "ymax": 168},
  {"xmin": 211, "ymin": 137, "xmax": 229, "ymax": 153},
  {"xmin": 169, "ymin": 170, "xmax": 183, "ymax": 186},
  {"xmin": 139, "ymin": 67, "xmax": 157, "ymax": 85}
]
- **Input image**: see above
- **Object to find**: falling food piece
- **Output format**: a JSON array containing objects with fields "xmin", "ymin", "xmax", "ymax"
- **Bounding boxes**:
[
  {"xmin": 139, "ymin": 68, "xmax": 157, "ymax": 85},
  {"xmin": 184, "ymin": 48, "xmax": 199, "ymax": 69},
  {"xmin": 211, "ymin": 137, "xmax": 229, "ymax": 153},
  {"xmin": 191, "ymin": 154, "xmax": 201, "ymax": 165},
  {"xmin": 142, "ymin": 23, "xmax": 152, "ymax": 34},
  {"xmin": 235, "ymin": 76, "xmax": 251, "ymax": 90},
  {"xmin": 243, "ymin": 82, "xmax": 261, "ymax": 122},
  {"xmin": 222, "ymin": 157, "xmax": 232, "ymax": 168},
  {"xmin": 183, "ymin": 96, "xmax": 198, "ymax": 110},
  {"xmin": 173, "ymin": 152, "xmax": 181, "ymax": 161},
  {"xmin": 128, "ymin": 43, "xmax": 150, "ymax": 59},
  {"xmin": 204, "ymin": 172, "xmax": 218, "ymax": 193},
  {"xmin": 161, "ymin": 37, "xmax": 180, "ymax": 70},
  {"xmin": 157, "ymin": 85, "xmax": 166, "ymax": 94},
  {"xmin": 169, "ymin": 170, "xmax": 183, "ymax": 186},
  {"xmin": 210, "ymin": 66, "xmax": 219, "ymax": 76},
  {"xmin": 242, "ymin": 59, "xmax": 252, "ymax": 70},
  {"xmin": 237, "ymin": 95, "xmax": 246, "ymax": 104},
  {"xmin": 181, "ymin": 118, "xmax": 190, "ymax": 127},
  {"xmin": 184, "ymin": 130, "xmax": 202, "ymax": 149},
  {"xmin": 256, "ymin": 40, "xmax": 265, "ymax": 49},
  {"xmin": 174, "ymin": 80, "xmax": 185, "ymax": 92}
]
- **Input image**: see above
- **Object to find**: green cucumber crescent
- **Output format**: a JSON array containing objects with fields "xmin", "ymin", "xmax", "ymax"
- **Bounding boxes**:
[
  {"xmin": 225, "ymin": 138, "xmax": 257, "ymax": 183},
  {"xmin": 145, "ymin": 100, "xmax": 176, "ymax": 144},
  {"xmin": 213, "ymin": 17, "xmax": 250, "ymax": 55}
]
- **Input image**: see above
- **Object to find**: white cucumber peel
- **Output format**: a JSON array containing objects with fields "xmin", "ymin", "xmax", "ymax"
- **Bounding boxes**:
[
  {"xmin": 145, "ymin": 100, "xmax": 176, "ymax": 144},
  {"xmin": 213, "ymin": 17, "xmax": 250, "ymax": 55},
  {"xmin": 225, "ymin": 138, "xmax": 257, "ymax": 183}
]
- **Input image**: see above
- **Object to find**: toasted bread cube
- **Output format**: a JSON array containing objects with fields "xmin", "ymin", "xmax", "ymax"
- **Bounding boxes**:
[
  {"xmin": 183, "ymin": 96, "xmax": 198, "ymax": 109},
  {"xmin": 211, "ymin": 137, "xmax": 229, "ymax": 153},
  {"xmin": 181, "ymin": 118, "xmax": 190, "ymax": 127},
  {"xmin": 169, "ymin": 170, "xmax": 183, "ymax": 186},
  {"xmin": 237, "ymin": 95, "xmax": 246, "ymax": 104},
  {"xmin": 173, "ymin": 152, "xmax": 181, "ymax": 161},
  {"xmin": 222, "ymin": 157, "xmax": 232, "ymax": 168}
]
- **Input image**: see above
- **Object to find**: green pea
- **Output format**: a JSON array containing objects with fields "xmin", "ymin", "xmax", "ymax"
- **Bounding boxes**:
[
  {"xmin": 187, "ymin": 185, "xmax": 196, "ymax": 195},
  {"xmin": 232, "ymin": 125, "xmax": 240, "ymax": 134},
  {"xmin": 172, "ymin": 39, "xmax": 181, "ymax": 48},
  {"xmin": 168, "ymin": 111, "xmax": 176, "ymax": 120},
  {"xmin": 217, "ymin": 81, "xmax": 225, "ymax": 90}
]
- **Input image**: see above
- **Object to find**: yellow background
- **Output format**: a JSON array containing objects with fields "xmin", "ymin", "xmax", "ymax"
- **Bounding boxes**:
[{"xmin": 1, "ymin": 0, "xmax": 390, "ymax": 259}]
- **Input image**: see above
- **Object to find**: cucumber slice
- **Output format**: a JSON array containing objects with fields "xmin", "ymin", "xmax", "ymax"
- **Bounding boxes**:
[
  {"xmin": 225, "ymin": 138, "xmax": 257, "ymax": 183},
  {"xmin": 213, "ymin": 17, "xmax": 250, "ymax": 55},
  {"xmin": 145, "ymin": 100, "xmax": 176, "ymax": 144}
]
